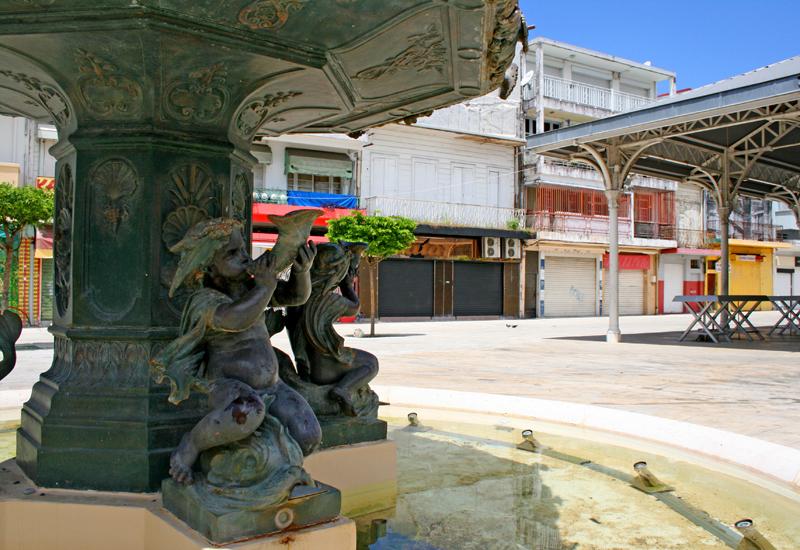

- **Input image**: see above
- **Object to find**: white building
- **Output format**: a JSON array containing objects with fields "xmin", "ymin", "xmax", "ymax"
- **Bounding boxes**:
[
  {"xmin": 521, "ymin": 38, "xmax": 678, "ymax": 318},
  {"xmin": 357, "ymin": 77, "xmax": 526, "ymax": 319}
]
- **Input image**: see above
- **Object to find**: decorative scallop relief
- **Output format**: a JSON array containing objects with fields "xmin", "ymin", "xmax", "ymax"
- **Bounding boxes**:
[{"xmin": 89, "ymin": 157, "xmax": 139, "ymax": 235}]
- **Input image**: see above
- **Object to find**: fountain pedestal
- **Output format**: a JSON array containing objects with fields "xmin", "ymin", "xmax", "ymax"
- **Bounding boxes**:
[{"xmin": 0, "ymin": 459, "xmax": 355, "ymax": 550}]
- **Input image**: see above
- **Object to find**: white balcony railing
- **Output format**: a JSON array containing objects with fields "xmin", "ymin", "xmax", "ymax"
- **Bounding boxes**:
[
  {"xmin": 364, "ymin": 196, "xmax": 526, "ymax": 230},
  {"xmin": 523, "ymin": 75, "xmax": 654, "ymax": 113}
]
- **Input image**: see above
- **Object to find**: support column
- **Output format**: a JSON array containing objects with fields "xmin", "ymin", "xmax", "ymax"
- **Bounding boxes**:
[
  {"xmin": 535, "ymin": 43, "xmax": 545, "ymax": 135},
  {"xmin": 605, "ymin": 189, "xmax": 621, "ymax": 343},
  {"xmin": 718, "ymin": 206, "xmax": 731, "ymax": 295}
]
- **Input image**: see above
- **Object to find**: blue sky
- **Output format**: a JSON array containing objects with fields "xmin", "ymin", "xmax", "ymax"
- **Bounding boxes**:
[{"xmin": 518, "ymin": 0, "xmax": 798, "ymax": 93}]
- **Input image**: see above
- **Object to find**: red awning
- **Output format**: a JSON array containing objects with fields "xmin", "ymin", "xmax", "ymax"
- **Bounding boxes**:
[
  {"xmin": 252, "ymin": 232, "xmax": 329, "ymax": 245},
  {"xmin": 252, "ymin": 203, "xmax": 361, "ymax": 228},
  {"xmin": 603, "ymin": 253, "xmax": 651, "ymax": 271},
  {"xmin": 661, "ymin": 247, "xmax": 721, "ymax": 257}
]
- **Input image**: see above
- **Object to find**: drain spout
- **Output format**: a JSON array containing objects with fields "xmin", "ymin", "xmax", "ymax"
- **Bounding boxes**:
[
  {"xmin": 516, "ymin": 429, "xmax": 542, "ymax": 452},
  {"xmin": 631, "ymin": 461, "xmax": 674, "ymax": 493},
  {"xmin": 735, "ymin": 519, "xmax": 777, "ymax": 550}
]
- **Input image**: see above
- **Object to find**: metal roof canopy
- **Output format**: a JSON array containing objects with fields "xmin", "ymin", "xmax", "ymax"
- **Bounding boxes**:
[
  {"xmin": 526, "ymin": 57, "xmax": 800, "ymax": 342},
  {"xmin": 527, "ymin": 57, "xmax": 800, "ymax": 214}
]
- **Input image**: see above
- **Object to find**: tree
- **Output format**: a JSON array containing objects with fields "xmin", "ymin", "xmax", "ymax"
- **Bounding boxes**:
[
  {"xmin": 326, "ymin": 212, "xmax": 416, "ymax": 336},
  {"xmin": 0, "ymin": 183, "xmax": 55, "ymax": 310}
]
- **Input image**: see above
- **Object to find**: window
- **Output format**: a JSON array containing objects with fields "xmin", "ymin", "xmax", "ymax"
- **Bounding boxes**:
[
  {"xmin": 690, "ymin": 260, "xmax": 701, "ymax": 270},
  {"xmin": 288, "ymin": 173, "xmax": 349, "ymax": 194},
  {"xmin": 524, "ymin": 118, "xmax": 562, "ymax": 136}
]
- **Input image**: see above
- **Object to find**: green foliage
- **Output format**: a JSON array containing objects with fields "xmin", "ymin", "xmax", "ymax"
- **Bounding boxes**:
[
  {"xmin": 0, "ymin": 248, "xmax": 19, "ymax": 307},
  {"xmin": 0, "ymin": 183, "xmax": 55, "ymax": 241},
  {"xmin": 505, "ymin": 218, "xmax": 521, "ymax": 230},
  {"xmin": 0, "ymin": 183, "xmax": 54, "ymax": 309},
  {"xmin": 326, "ymin": 211, "xmax": 416, "ymax": 261}
]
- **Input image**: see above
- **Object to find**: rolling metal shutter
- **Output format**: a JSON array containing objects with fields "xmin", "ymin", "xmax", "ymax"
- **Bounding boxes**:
[
  {"xmin": 40, "ymin": 258, "xmax": 54, "ymax": 322},
  {"xmin": 454, "ymin": 262, "xmax": 503, "ymax": 316},
  {"xmin": 545, "ymin": 256, "xmax": 596, "ymax": 317},
  {"xmin": 378, "ymin": 259, "xmax": 434, "ymax": 317},
  {"xmin": 603, "ymin": 269, "xmax": 645, "ymax": 316}
]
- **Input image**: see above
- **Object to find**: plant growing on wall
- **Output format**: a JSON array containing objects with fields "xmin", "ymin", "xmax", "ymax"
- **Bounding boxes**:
[
  {"xmin": 326, "ymin": 211, "xmax": 416, "ymax": 337},
  {"xmin": 0, "ymin": 183, "xmax": 55, "ymax": 310}
]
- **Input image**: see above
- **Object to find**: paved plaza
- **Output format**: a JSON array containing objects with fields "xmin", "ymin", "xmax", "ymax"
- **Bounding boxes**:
[{"xmin": 2, "ymin": 312, "xmax": 798, "ymax": 451}]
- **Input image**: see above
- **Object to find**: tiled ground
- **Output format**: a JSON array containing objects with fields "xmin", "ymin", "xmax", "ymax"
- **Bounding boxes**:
[{"xmin": 2, "ymin": 311, "xmax": 798, "ymax": 449}]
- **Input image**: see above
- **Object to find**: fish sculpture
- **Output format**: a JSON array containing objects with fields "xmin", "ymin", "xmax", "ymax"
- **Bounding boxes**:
[{"xmin": 266, "ymin": 209, "xmax": 322, "ymax": 274}]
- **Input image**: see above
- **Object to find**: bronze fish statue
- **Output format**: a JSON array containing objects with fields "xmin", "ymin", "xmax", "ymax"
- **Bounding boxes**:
[{"xmin": 266, "ymin": 209, "xmax": 322, "ymax": 274}]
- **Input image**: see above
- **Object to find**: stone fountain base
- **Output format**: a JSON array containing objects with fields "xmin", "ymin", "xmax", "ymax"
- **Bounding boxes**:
[{"xmin": 0, "ymin": 459, "xmax": 355, "ymax": 549}]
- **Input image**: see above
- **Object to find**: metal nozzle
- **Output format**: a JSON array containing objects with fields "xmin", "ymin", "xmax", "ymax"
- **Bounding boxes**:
[
  {"xmin": 631, "ymin": 461, "xmax": 673, "ymax": 493},
  {"xmin": 516, "ymin": 428, "xmax": 541, "ymax": 452},
  {"xmin": 735, "ymin": 519, "xmax": 777, "ymax": 550},
  {"xmin": 370, "ymin": 518, "xmax": 388, "ymax": 543}
]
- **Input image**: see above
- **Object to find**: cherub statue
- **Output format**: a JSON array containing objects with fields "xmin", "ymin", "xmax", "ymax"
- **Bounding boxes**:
[
  {"xmin": 280, "ymin": 241, "xmax": 380, "ymax": 420},
  {"xmin": 151, "ymin": 212, "xmax": 321, "ymax": 491}
]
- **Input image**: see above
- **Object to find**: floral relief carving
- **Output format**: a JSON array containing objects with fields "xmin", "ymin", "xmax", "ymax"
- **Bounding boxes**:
[
  {"xmin": 234, "ymin": 90, "xmax": 301, "ymax": 139},
  {"xmin": 165, "ymin": 63, "xmax": 230, "ymax": 123},
  {"xmin": 0, "ymin": 70, "xmax": 70, "ymax": 126},
  {"xmin": 238, "ymin": 0, "xmax": 306, "ymax": 30},
  {"xmin": 232, "ymin": 172, "xmax": 250, "ymax": 222},
  {"xmin": 89, "ymin": 157, "xmax": 140, "ymax": 235},
  {"xmin": 54, "ymin": 163, "xmax": 74, "ymax": 317},
  {"xmin": 76, "ymin": 49, "xmax": 143, "ymax": 118},
  {"xmin": 353, "ymin": 24, "xmax": 446, "ymax": 80},
  {"xmin": 486, "ymin": 0, "xmax": 525, "ymax": 89},
  {"xmin": 43, "ymin": 337, "xmax": 152, "ymax": 389}
]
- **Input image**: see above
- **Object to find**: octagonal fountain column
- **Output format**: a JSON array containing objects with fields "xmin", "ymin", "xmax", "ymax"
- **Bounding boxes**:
[{"xmin": 12, "ymin": 56, "xmax": 265, "ymax": 492}]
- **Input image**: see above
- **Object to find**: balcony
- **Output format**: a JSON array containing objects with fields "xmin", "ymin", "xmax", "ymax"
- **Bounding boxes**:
[
  {"xmin": 524, "ymin": 155, "xmax": 603, "ymax": 185},
  {"xmin": 364, "ymin": 196, "xmax": 526, "ymax": 230},
  {"xmin": 527, "ymin": 211, "xmax": 632, "ymax": 239},
  {"xmin": 414, "ymin": 101, "xmax": 522, "ymax": 140},
  {"xmin": 523, "ymin": 75, "xmax": 654, "ymax": 114},
  {"xmin": 706, "ymin": 219, "xmax": 783, "ymax": 243},
  {"xmin": 633, "ymin": 222, "xmax": 676, "ymax": 240},
  {"xmin": 675, "ymin": 228, "xmax": 716, "ymax": 249}
]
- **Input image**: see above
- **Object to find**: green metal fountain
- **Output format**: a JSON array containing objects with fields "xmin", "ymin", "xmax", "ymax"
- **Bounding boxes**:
[{"xmin": 0, "ymin": 1, "xmax": 523, "ymax": 545}]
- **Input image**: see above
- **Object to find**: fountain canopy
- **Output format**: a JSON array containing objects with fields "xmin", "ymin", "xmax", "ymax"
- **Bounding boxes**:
[{"xmin": 0, "ymin": 0, "xmax": 523, "ymax": 146}]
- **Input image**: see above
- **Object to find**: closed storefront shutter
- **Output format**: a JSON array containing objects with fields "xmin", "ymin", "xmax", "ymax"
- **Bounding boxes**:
[
  {"xmin": 775, "ymin": 271, "xmax": 792, "ymax": 296},
  {"xmin": 545, "ymin": 256, "xmax": 596, "ymax": 317},
  {"xmin": 40, "ymin": 258, "xmax": 54, "ymax": 322},
  {"xmin": 604, "ymin": 269, "xmax": 645, "ymax": 315},
  {"xmin": 379, "ymin": 259, "xmax": 434, "ymax": 317},
  {"xmin": 453, "ymin": 262, "xmax": 503, "ymax": 316}
]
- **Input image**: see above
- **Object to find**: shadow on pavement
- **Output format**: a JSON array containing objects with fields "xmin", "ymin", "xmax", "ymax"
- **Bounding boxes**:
[
  {"xmin": 550, "ymin": 328, "xmax": 800, "ymax": 352},
  {"xmin": 16, "ymin": 343, "xmax": 53, "ymax": 351}
]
